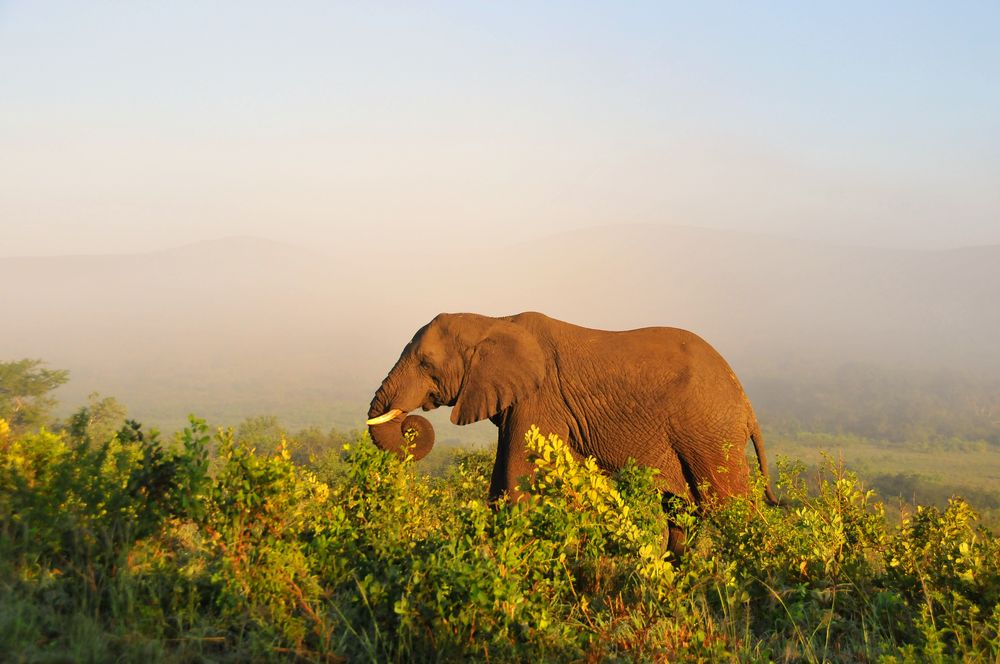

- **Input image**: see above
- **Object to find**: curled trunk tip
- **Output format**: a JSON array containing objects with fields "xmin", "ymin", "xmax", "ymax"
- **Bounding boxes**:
[{"xmin": 368, "ymin": 413, "xmax": 435, "ymax": 461}]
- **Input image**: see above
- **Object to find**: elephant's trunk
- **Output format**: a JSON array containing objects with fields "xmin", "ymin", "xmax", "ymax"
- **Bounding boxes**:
[
  {"xmin": 368, "ymin": 413, "xmax": 435, "ymax": 461},
  {"xmin": 367, "ymin": 365, "xmax": 435, "ymax": 461}
]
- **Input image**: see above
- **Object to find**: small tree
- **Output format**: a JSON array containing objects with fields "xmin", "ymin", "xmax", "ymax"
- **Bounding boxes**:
[
  {"xmin": 0, "ymin": 359, "xmax": 69, "ymax": 431},
  {"xmin": 235, "ymin": 414, "xmax": 287, "ymax": 453},
  {"xmin": 66, "ymin": 392, "xmax": 128, "ymax": 445}
]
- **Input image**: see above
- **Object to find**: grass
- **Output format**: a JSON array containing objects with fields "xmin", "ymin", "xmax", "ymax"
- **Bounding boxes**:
[{"xmin": 771, "ymin": 430, "xmax": 1000, "ymax": 528}]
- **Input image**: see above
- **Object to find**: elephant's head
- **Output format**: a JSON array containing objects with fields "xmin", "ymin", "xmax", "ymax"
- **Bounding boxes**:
[{"xmin": 366, "ymin": 313, "xmax": 547, "ymax": 460}]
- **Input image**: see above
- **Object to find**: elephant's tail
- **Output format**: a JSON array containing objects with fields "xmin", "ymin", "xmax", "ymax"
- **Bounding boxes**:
[{"xmin": 750, "ymin": 421, "xmax": 781, "ymax": 506}]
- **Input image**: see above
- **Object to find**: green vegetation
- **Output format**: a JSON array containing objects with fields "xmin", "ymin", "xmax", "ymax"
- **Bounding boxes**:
[
  {"xmin": 3, "ymin": 361, "xmax": 999, "ymax": 661},
  {"xmin": 0, "ymin": 359, "xmax": 69, "ymax": 433},
  {"xmin": 772, "ymin": 431, "xmax": 1000, "ymax": 530},
  {"xmin": 2, "ymin": 415, "xmax": 999, "ymax": 662}
]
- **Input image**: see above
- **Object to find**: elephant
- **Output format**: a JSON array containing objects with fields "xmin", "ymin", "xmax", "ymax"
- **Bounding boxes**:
[{"xmin": 366, "ymin": 311, "xmax": 779, "ymax": 511}]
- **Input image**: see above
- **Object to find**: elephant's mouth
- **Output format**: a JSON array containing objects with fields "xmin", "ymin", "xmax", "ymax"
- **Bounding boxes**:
[{"xmin": 422, "ymin": 393, "xmax": 444, "ymax": 411}]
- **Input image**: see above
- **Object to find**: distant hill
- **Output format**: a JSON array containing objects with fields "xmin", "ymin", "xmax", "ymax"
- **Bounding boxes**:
[{"xmin": 2, "ymin": 226, "xmax": 998, "ymax": 433}]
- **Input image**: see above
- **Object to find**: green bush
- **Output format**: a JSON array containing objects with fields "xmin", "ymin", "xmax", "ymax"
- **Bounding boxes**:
[
  {"xmin": 1, "ymin": 417, "xmax": 998, "ymax": 662},
  {"xmin": 0, "ymin": 416, "xmax": 214, "ymax": 660}
]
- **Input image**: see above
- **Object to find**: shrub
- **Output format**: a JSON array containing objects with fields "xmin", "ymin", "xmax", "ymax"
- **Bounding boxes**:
[
  {"xmin": 2, "ymin": 418, "xmax": 999, "ymax": 662},
  {"xmin": 0, "ymin": 416, "xmax": 212, "ymax": 659}
]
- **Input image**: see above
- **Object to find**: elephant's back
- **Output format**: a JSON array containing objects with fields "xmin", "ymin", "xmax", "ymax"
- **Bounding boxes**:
[
  {"xmin": 520, "ymin": 313, "xmax": 746, "ymax": 396},
  {"xmin": 555, "ymin": 324, "xmax": 745, "ymax": 407},
  {"xmin": 541, "ymin": 316, "xmax": 727, "ymax": 363},
  {"xmin": 597, "ymin": 325, "xmax": 734, "ymax": 375}
]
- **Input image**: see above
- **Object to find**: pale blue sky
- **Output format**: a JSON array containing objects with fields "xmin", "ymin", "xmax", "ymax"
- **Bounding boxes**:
[{"xmin": 2, "ymin": 1, "xmax": 998, "ymax": 255}]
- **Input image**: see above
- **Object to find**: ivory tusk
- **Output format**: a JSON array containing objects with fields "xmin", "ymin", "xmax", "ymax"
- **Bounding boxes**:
[{"xmin": 366, "ymin": 409, "xmax": 404, "ymax": 425}]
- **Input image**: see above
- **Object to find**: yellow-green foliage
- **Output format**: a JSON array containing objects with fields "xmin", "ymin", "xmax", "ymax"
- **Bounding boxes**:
[
  {"xmin": 202, "ymin": 432, "xmax": 330, "ymax": 647},
  {"xmin": 1, "ymin": 417, "xmax": 999, "ymax": 662}
]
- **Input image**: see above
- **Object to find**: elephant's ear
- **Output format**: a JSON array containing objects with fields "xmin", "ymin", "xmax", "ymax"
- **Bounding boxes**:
[{"xmin": 451, "ymin": 323, "xmax": 546, "ymax": 425}]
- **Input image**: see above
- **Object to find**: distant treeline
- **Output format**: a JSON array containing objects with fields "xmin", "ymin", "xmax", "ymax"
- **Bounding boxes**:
[{"xmin": 750, "ymin": 363, "xmax": 1000, "ymax": 446}]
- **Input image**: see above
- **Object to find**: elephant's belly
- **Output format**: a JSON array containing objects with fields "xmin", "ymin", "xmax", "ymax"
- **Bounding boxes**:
[{"xmin": 580, "ymin": 428, "xmax": 691, "ymax": 499}]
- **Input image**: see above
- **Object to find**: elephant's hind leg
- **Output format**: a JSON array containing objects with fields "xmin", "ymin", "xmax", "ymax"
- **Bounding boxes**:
[
  {"xmin": 646, "ymin": 444, "xmax": 693, "ymax": 501},
  {"xmin": 659, "ymin": 491, "xmax": 691, "ymax": 558},
  {"xmin": 650, "ymin": 448, "xmax": 695, "ymax": 559},
  {"xmin": 679, "ymin": 436, "xmax": 752, "ymax": 504}
]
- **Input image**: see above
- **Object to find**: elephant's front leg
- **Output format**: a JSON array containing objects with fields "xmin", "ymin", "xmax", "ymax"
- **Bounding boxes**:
[
  {"xmin": 488, "ymin": 431, "xmax": 530, "ymax": 502},
  {"xmin": 488, "ymin": 411, "xmax": 569, "ymax": 502}
]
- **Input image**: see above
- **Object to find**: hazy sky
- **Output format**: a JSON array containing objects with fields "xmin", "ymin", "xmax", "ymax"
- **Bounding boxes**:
[{"xmin": 2, "ymin": 1, "xmax": 998, "ymax": 256}]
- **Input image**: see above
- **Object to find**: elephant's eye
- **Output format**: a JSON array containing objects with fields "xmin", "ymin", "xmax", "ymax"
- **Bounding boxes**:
[{"xmin": 419, "ymin": 357, "xmax": 433, "ymax": 370}]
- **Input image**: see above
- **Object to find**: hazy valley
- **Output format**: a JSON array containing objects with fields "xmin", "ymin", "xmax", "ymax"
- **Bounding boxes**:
[{"xmin": 4, "ymin": 225, "xmax": 999, "ymax": 431}]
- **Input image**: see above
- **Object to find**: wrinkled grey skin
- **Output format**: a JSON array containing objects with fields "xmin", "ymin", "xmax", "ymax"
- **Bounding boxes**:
[{"xmin": 368, "ymin": 312, "xmax": 778, "ymax": 507}]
